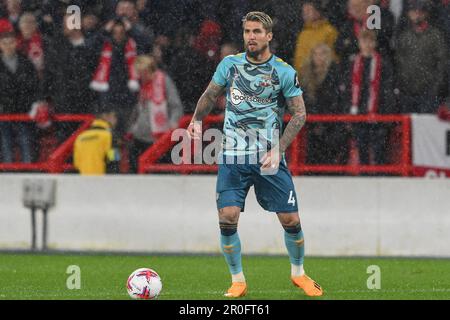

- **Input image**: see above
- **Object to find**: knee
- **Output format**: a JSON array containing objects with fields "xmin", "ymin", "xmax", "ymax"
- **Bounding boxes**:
[
  {"xmin": 218, "ymin": 207, "xmax": 240, "ymax": 224},
  {"xmin": 278, "ymin": 214, "xmax": 301, "ymax": 233},
  {"xmin": 218, "ymin": 207, "xmax": 240, "ymax": 236}
]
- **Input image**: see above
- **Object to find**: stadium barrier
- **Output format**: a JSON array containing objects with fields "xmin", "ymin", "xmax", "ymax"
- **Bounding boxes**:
[
  {"xmin": 139, "ymin": 114, "xmax": 412, "ymax": 176},
  {"xmin": 1, "ymin": 174, "xmax": 449, "ymax": 257},
  {"xmin": 0, "ymin": 113, "xmax": 410, "ymax": 176},
  {"xmin": 0, "ymin": 114, "xmax": 94, "ymax": 173}
]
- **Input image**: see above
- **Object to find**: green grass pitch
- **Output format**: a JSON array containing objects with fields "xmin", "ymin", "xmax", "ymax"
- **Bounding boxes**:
[{"xmin": 0, "ymin": 253, "xmax": 449, "ymax": 300}]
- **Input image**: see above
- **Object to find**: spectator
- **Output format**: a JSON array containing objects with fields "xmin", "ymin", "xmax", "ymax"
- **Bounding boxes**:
[
  {"xmin": 336, "ymin": 0, "xmax": 369, "ymax": 61},
  {"xmin": 42, "ymin": 14, "xmax": 98, "ymax": 145},
  {"xmin": 151, "ymin": 35, "xmax": 170, "ymax": 70},
  {"xmin": 193, "ymin": 19, "xmax": 223, "ymax": 63},
  {"xmin": 114, "ymin": 0, "xmax": 153, "ymax": 54},
  {"xmin": 216, "ymin": 0, "xmax": 251, "ymax": 45},
  {"xmin": 127, "ymin": 55, "xmax": 183, "ymax": 173},
  {"xmin": 43, "ymin": 14, "xmax": 98, "ymax": 115},
  {"xmin": 29, "ymin": 96, "xmax": 58, "ymax": 162},
  {"xmin": 437, "ymin": 0, "xmax": 450, "ymax": 46},
  {"xmin": 17, "ymin": 12, "xmax": 44, "ymax": 78},
  {"xmin": 394, "ymin": 0, "xmax": 448, "ymax": 113},
  {"xmin": 90, "ymin": 18, "xmax": 140, "ymax": 138},
  {"xmin": 301, "ymin": 43, "xmax": 341, "ymax": 114},
  {"xmin": 346, "ymin": 30, "xmax": 395, "ymax": 165},
  {"xmin": 141, "ymin": 0, "xmax": 206, "ymax": 40},
  {"xmin": 370, "ymin": 0, "xmax": 396, "ymax": 55},
  {"xmin": 82, "ymin": 11, "xmax": 101, "ymax": 39},
  {"xmin": 135, "ymin": 0, "xmax": 147, "ymax": 14},
  {"xmin": 0, "ymin": 19, "xmax": 39, "ymax": 163},
  {"xmin": 335, "ymin": 0, "xmax": 395, "ymax": 62},
  {"xmin": 300, "ymin": 43, "xmax": 348, "ymax": 164},
  {"xmin": 39, "ymin": 0, "xmax": 72, "ymax": 36},
  {"xmin": 12, "ymin": 0, "xmax": 40, "ymax": 12},
  {"xmin": 4, "ymin": 0, "xmax": 22, "ymax": 31},
  {"xmin": 270, "ymin": 0, "xmax": 302, "ymax": 63},
  {"xmin": 320, "ymin": 0, "xmax": 348, "ymax": 29},
  {"xmin": 390, "ymin": 0, "xmax": 450, "ymax": 33},
  {"xmin": 293, "ymin": 0, "xmax": 338, "ymax": 74},
  {"xmin": 73, "ymin": 108, "xmax": 120, "ymax": 175},
  {"xmin": 167, "ymin": 28, "xmax": 215, "ymax": 114}
]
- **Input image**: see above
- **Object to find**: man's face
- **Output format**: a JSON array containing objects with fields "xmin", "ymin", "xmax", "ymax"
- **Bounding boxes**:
[
  {"xmin": 112, "ymin": 24, "xmax": 126, "ymax": 44},
  {"xmin": 348, "ymin": 0, "xmax": 369, "ymax": 20},
  {"xmin": 82, "ymin": 14, "xmax": 99, "ymax": 32},
  {"xmin": 358, "ymin": 37, "xmax": 376, "ymax": 55},
  {"xmin": 302, "ymin": 4, "xmax": 321, "ymax": 23},
  {"xmin": 19, "ymin": 15, "xmax": 37, "ymax": 39},
  {"xmin": 408, "ymin": 9, "xmax": 426, "ymax": 24},
  {"xmin": 6, "ymin": 0, "xmax": 22, "ymax": 13},
  {"xmin": 116, "ymin": 1, "xmax": 135, "ymax": 19},
  {"xmin": 0, "ymin": 36, "xmax": 17, "ymax": 56},
  {"xmin": 243, "ymin": 20, "xmax": 272, "ymax": 58}
]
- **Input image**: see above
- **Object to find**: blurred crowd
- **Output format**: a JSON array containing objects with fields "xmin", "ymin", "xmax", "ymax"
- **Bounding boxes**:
[{"xmin": 0, "ymin": 0, "xmax": 449, "ymax": 171}]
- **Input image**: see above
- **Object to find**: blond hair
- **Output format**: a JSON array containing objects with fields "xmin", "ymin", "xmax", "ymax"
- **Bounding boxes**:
[
  {"xmin": 134, "ymin": 55, "xmax": 157, "ymax": 73},
  {"xmin": 242, "ymin": 11, "xmax": 273, "ymax": 33},
  {"xmin": 300, "ymin": 43, "xmax": 334, "ymax": 102}
]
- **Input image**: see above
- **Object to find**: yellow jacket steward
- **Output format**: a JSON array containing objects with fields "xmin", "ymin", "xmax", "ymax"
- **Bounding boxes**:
[{"xmin": 73, "ymin": 119, "xmax": 119, "ymax": 175}]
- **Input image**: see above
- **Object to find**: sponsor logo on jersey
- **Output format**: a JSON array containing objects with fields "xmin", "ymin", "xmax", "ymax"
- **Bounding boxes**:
[{"xmin": 230, "ymin": 87, "xmax": 273, "ymax": 106}]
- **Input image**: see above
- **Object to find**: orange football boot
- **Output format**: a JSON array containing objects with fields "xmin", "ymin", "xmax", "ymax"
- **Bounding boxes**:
[
  {"xmin": 291, "ymin": 274, "xmax": 323, "ymax": 297},
  {"xmin": 224, "ymin": 282, "xmax": 247, "ymax": 298}
]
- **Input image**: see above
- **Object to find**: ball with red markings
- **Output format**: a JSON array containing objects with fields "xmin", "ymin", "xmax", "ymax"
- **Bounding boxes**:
[{"xmin": 126, "ymin": 268, "xmax": 162, "ymax": 299}]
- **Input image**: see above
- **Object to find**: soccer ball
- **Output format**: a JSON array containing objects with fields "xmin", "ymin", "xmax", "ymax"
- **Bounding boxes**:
[{"xmin": 126, "ymin": 268, "xmax": 162, "ymax": 299}]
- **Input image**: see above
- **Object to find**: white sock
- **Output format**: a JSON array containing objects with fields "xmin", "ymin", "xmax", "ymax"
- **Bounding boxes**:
[
  {"xmin": 231, "ymin": 271, "xmax": 246, "ymax": 283},
  {"xmin": 291, "ymin": 264, "xmax": 305, "ymax": 277}
]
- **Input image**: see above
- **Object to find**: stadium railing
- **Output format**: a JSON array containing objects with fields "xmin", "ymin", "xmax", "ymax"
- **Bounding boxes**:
[
  {"xmin": 138, "ymin": 114, "xmax": 412, "ymax": 176},
  {"xmin": 0, "ymin": 113, "xmax": 411, "ymax": 176},
  {"xmin": 0, "ymin": 114, "xmax": 94, "ymax": 173}
]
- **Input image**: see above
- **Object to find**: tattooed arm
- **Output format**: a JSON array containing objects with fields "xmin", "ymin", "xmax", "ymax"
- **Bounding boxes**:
[
  {"xmin": 188, "ymin": 81, "xmax": 225, "ymax": 139},
  {"xmin": 191, "ymin": 81, "xmax": 225, "ymax": 122},
  {"xmin": 260, "ymin": 95, "xmax": 307, "ymax": 168},
  {"xmin": 279, "ymin": 95, "xmax": 307, "ymax": 153}
]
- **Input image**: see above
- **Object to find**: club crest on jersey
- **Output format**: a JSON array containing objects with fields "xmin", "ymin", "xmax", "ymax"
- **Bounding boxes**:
[{"xmin": 259, "ymin": 75, "xmax": 272, "ymax": 88}]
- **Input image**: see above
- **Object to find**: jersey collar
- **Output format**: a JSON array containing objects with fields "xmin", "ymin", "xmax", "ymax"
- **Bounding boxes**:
[{"xmin": 244, "ymin": 53, "xmax": 274, "ymax": 66}]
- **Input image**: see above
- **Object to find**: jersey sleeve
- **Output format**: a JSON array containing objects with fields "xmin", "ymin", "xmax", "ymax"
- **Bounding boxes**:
[
  {"xmin": 282, "ymin": 67, "xmax": 303, "ymax": 98},
  {"xmin": 212, "ymin": 56, "xmax": 230, "ymax": 87}
]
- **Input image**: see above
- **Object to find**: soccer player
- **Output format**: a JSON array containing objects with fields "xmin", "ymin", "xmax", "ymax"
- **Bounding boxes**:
[{"xmin": 188, "ymin": 11, "xmax": 323, "ymax": 298}]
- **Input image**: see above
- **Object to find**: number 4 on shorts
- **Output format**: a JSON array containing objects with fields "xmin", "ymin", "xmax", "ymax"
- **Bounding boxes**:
[{"xmin": 288, "ymin": 190, "xmax": 296, "ymax": 206}]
